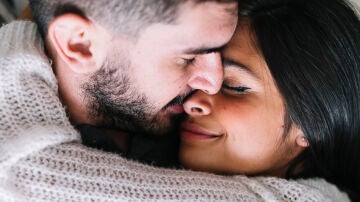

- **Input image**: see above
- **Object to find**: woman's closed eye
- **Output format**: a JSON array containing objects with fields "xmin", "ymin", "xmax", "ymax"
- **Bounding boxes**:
[{"xmin": 222, "ymin": 83, "xmax": 250, "ymax": 94}]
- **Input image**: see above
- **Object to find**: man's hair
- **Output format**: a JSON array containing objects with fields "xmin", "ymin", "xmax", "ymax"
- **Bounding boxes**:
[{"xmin": 29, "ymin": 0, "xmax": 236, "ymax": 38}]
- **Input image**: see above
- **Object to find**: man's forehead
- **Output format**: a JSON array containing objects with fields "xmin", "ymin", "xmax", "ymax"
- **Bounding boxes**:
[
  {"xmin": 173, "ymin": 2, "xmax": 237, "ymax": 53},
  {"xmin": 192, "ymin": 0, "xmax": 238, "ymax": 15},
  {"xmin": 175, "ymin": 0, "xmax": 238, "ymax": 21}
]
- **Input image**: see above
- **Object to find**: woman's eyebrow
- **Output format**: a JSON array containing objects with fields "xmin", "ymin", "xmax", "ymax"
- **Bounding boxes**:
[{"xmin": 222, "ymin": 58, "xmax": 257, "ymax": 78}]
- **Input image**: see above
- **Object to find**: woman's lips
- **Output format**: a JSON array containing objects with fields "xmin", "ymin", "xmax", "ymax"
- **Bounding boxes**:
[{"xmin": 180, "ymin": 123, "xmax": 222, "ymax": 141}]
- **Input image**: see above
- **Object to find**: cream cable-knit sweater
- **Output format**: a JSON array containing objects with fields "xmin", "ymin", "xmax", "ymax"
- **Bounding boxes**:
[{"xmin": 0, "ymin": 21, "xmax": 350, "ymax": 202}]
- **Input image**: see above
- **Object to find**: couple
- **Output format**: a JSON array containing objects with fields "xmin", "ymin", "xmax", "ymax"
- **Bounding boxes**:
[{"xmin": 0, "ymin": 0, "xmax": 359, "ymax": 201}]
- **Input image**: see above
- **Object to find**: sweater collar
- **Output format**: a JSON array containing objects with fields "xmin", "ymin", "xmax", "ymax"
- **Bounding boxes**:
[{"xmin": 0, "ymin": 20, "xmax": 44, "ymax": 57}]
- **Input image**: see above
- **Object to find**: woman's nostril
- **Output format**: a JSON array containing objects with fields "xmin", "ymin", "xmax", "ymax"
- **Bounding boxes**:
[{"xmin": 191, "ymin": 107, "xmax": 203, "ymax": 113}]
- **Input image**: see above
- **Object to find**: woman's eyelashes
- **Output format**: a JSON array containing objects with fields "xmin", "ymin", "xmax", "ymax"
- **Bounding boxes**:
[
  {"xmin": 222, "ymin": 67, "xmax": 256, "ymax": 95},
  {"xmin": 222, "ymin": 83, "xmax": 250, "ymax": 94}
]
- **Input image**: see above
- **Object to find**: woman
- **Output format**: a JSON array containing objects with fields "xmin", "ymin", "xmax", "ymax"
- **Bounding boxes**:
[{"xmin": 179, "ymin": 0, "xmax": 360, "ymax": 200}]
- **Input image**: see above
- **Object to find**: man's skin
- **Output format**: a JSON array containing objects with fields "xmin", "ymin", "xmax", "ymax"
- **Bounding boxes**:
[
  {"xmin": 20, "ymin": 8, "xmax": 134, "ymax": 153},
  {"xmin": 37, "ymin": 1, "xmax": 238, "ymax": 157}
]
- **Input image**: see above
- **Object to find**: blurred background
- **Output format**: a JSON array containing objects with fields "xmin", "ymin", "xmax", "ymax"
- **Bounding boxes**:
[
  {"xmin": 0, "ymin": 0, "xmax": 27, "ymax": 23},
  {"xmin": 0, "ymin": 0, "xmax": 360, "ymax": 23}
]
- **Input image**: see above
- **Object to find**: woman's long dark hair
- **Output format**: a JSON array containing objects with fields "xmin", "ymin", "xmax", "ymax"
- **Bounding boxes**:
[{"xmin": 238, "ymin": 0, "xmax": 360, "ymax": 200}]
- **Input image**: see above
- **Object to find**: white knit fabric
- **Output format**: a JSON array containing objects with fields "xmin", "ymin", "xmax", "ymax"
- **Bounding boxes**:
[{"xmin": 0, "ymin": 21, "xmax": 350, "ymax": 202}]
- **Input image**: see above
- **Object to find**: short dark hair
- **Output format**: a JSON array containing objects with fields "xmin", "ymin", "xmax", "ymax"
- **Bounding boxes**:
[
  {"xmin": 238, "ymin": 0, "xmax": 360, "ymax": 200},
  {"xmin": 29, "ymin": 0, "xmax": 237, "ymax": 37}
]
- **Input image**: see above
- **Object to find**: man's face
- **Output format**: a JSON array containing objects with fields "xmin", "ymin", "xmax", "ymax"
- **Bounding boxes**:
[{"xmin": 84, "ymin": 1, "xmax": 238, "ymax": 135}]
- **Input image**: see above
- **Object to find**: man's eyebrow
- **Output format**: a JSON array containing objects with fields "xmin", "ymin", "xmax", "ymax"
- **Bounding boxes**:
[
  {"xmin": 222, "ymin": 59, "xmax": 257, "ymax": 78},
  {"xmin": 184, "ymin": 45, "xmax": 225, "ymax": 55}
]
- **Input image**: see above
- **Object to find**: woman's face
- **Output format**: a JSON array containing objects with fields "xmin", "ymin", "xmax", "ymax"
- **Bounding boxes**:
[{"xmin": 179, "ymin": 22, "xmax": 307, "ymax": 176}]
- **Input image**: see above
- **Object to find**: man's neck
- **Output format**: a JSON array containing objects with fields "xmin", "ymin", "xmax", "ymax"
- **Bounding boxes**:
[
  {"xmin": 76, "ymin": 124, "xmax": 130, "ymax": 153},
  {"xmin": 101, "ymin": 127, "xmax": 130, "ymax": 151}
]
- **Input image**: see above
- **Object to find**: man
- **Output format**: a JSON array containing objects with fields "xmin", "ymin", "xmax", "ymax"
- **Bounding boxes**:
[
  {"xmin": 30, "ymin": 0, "xmax": 237, "ymax": 135},
  {"xmin": 27, "ymin": 0, "xmax": 238, "ymax": 161},
  {"xmin": 27, "ymin": 0, "xmax": 238, "ymax": 164},
  {"xmin": 0, "ymin": 0, "xmax": 349, "ymax": 201}
]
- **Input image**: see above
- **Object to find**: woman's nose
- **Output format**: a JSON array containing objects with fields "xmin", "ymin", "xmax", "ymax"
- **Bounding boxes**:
[{"xmin": 183, "ymin": 91, "xmax": 212, "ymax": 116}]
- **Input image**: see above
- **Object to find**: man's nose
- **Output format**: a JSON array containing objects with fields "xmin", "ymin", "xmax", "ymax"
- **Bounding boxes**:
[
  {"xmin": 187, "ymin": 52, "xmax": 223, "ymax": 94},
  {"xmin": 183, "ymin": 91, "xmax": 212, "ymax": 116}
]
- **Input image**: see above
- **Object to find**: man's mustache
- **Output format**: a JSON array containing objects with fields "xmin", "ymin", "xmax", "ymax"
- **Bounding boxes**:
[{"xmin": 163, "ymin": 90, "xmax": 196, "ymax": 109}]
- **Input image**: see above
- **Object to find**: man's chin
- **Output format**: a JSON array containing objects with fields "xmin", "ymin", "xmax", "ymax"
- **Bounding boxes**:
[
  {"xmin": 142, "ymin": 112, "xmax": 184, "ymax": 135},
  {"xmin": 143, "ymin": 116, "xmax": 174, "ymax": 135}
]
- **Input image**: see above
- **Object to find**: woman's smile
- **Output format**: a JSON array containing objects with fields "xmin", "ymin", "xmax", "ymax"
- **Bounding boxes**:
[{"xmin": 180, "ymin": 122, "xmax": 223, "ymax": 142}]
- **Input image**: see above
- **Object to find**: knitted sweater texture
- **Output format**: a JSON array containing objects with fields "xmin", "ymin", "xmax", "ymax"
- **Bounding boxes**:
[{"xmin": 0, "ymin": 21, "xmax": 350, "ymax": 202}]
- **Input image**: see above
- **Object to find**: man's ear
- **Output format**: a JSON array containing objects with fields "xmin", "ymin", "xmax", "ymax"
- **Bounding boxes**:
[{"xmin": 47, "ymin": 14, "xmax": 107, "ymax": 74}]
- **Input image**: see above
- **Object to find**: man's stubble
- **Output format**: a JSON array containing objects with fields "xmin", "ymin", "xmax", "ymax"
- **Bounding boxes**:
[{"xmin": 81, "ymin": 52, "xmax": 183, "ymax": 135}]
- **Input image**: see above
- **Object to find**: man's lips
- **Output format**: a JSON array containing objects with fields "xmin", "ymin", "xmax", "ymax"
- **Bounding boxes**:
[
  {"xmin": 166, "ymin": 104, "xmax": 184, "ymax": 114},
  {"xmin": 163, "ymin": 90, "xmax": 194, "ymax": 114},
  {"xmin": 180, "ymin": 123, "xmax": 222, "ymax": 141}
]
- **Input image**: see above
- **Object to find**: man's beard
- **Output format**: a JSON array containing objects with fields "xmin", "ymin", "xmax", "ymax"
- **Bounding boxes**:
[{"xmin": 81, "ymin": 56, "xmax": 186, "ymax": 135}]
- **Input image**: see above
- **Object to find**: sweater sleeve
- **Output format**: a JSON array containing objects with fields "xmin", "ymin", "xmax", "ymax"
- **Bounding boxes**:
[
  {"xmin": 6, "ymin": 143, "xmax": 349, "ymax": 201},
  {"xmin": 0, "ymin": 21, "xmax": 80, "ymax": 199},
  {"xmin": 0, "ymin": 21, "xmax": 350, "ymax": 202}
]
